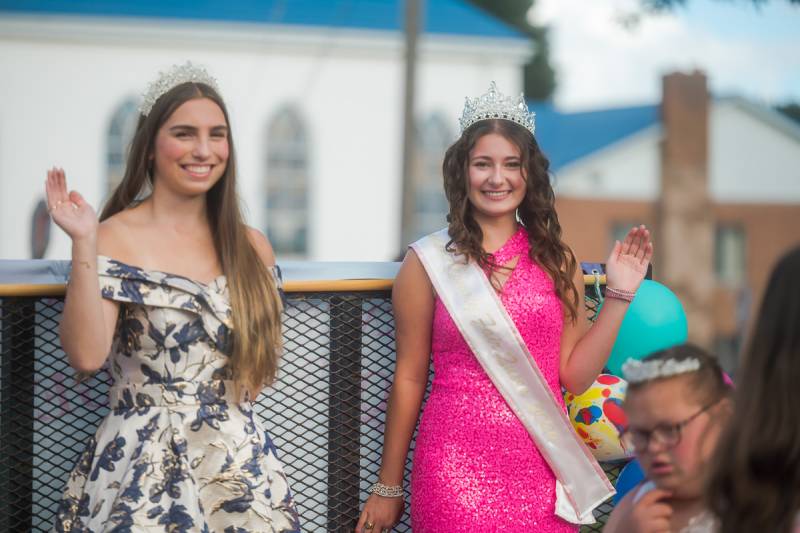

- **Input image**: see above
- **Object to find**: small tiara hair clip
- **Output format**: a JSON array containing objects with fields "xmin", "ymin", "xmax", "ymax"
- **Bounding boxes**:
[
  {"xmin": 459, "ymin": 81, "xmax": 536, "ymax": 136},
  {"xmin": 138, "ymin": 61, "xmax": 219, "ymax": 117},
  {"xmin": 622, "ymin": 357, "xmax": 701, "ymax": 384}
]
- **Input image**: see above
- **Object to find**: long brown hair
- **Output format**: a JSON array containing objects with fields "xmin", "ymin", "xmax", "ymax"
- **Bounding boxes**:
[
  {"xmin": 101, "ymin": 82, "xmax": 284, "ymax": 392},
  {"xmin": 442, "ymin": 119, "xmax": 579, "ymax": 321},
  {"xmin": 707, "ymin": 246, "xmax": 800, "ymax": 533}
]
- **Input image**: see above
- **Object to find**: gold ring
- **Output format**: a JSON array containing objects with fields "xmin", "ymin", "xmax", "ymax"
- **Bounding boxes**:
[{"xmin": 364, "ymin": 522, "xmax": 375, "ymax": 530}]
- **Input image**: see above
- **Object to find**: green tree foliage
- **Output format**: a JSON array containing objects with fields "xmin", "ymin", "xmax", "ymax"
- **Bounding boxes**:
[
  {"xmin": 777, "ymin": 103, "xmax": 800, "ymax": 125},
  {"xmin": 466, "ymin": 0, "xmax": 556, "ymax": 100},
  {"xmin": 644, "ymin": 0, "xmax": 800, "ymax": 124},
  {"xmin": 642, "ymin": 0, "xmax": 799, "ymax": 9}
]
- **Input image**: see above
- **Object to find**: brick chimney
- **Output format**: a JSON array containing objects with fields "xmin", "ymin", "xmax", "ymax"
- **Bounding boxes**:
[{"xmin": 658, "ymin": 71, "xmax": 715, "ymax": 348}]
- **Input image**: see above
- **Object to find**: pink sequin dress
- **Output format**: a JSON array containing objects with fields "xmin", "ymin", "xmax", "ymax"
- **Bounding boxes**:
[{"xmin": 411, "ymin": 227, "xmax": 577, "ymax": 532}]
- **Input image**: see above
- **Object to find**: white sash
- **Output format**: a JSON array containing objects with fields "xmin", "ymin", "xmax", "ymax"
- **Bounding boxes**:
[{"xmin": 411, "ymin": 229, "xmax": 613, "ymax": 524}]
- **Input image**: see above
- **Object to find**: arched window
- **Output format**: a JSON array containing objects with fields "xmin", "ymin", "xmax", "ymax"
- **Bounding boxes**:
[
  {"xmin": 266, "ymin": 106, "xmax": 309, "ymax": 257},
  {"xmin": 106, "ymin": 99, "xmax": 139, "ymax": 196},
  {"xmin": 411, "ymin": 112, "xmax": 452, "ymax": 241}
]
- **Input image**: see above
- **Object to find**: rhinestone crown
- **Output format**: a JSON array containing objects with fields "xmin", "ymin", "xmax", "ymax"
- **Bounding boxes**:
[
  {"xmin": 459, "ymin": 81, "xmax": 536, "ymax": 136},
  {"xmin": 139, "ymin": 61, "xmax": 219, "ymax": 116},
  {"xmin": 622, "ymin": 357, "xmax": 701, "ymax": 385}
]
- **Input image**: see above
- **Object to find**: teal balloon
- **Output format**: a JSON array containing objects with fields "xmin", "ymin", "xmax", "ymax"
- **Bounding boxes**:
[{"xmin": 605, "ymin": 280, "xmax": 688, "ymax": 377}]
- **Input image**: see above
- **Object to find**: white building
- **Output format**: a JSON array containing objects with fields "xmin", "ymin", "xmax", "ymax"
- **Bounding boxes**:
[
  {"xmin": 0, "ymin": 0, "xmax": 531, "ymax": 261},
  {"xmin": 533, "ymin": 97, "xmax": 800, "ymax": 205},
  {"xmin": 529, "ymin": 91, "xmax": 800, "ymax": 369}
]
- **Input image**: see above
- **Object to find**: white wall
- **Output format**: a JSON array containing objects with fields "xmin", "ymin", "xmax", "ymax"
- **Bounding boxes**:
[
  {"xmin": 0, "ymin": 15, "xmax": 527, "ymax": 261},
  {"xmin": 710, "ymin": 99, "xmax": 800, "ymax": 204},
  {"xmin": 553, "ymin": 99, "xmax": 800, "ymax": 205},
  {"xmin": 552, "ymin": 127, "xmax": 661, "ymax": 201}
]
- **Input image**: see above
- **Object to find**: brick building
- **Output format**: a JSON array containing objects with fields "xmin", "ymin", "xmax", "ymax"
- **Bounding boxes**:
[{"xmin": 534, "ymin": 72, "xmax": 800, "ymax": 372}]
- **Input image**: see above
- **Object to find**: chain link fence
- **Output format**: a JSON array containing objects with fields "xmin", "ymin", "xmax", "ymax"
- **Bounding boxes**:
[{"xmin": 0, "ymin": 264, "xmax": 623, "ymax": 532}]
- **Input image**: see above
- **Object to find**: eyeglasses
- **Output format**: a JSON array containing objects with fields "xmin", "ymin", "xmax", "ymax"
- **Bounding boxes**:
[{"xmin": 620, "ymin": 399, "xmax": 721, "ymax": 453}]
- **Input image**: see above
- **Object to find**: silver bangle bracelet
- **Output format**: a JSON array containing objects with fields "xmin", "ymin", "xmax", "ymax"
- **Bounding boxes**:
[{"xmin": 369, "ymin": 482, "xmax": 403, "ymax": 498}]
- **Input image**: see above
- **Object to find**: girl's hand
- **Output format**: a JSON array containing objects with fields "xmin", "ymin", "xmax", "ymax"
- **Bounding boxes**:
[
  {"xmin": 625, "ymin": 488, "xmax": 673, "ymax": 533},
  {"xmin": 605, "ymin": 224, "xmax": 653, "ymax": 293},
  {"xmin": 355, "ymin": 493, "xmax": 403, "ymax": 533},
  {"xmin": 45, "ymin": 167, "xmax": 98, "ymax": 242}
]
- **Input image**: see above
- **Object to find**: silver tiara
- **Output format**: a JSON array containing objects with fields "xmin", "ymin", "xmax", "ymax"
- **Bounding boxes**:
[
  {"xmin": 459, "ymin": 81, "xmax": 536, "ymax": 136},
  {"xmin": 138, "ymin": 61, "xmax": 219, "ymax": 116},
  {"xmin": 622, "ymin": 357, "xmax": 701, "ymax": 384}
]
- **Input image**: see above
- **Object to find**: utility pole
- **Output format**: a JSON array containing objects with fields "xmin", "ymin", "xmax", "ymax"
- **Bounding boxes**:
[{"xmin": 399, "ymin": 0, "xmax": 423, "ymax": 252}]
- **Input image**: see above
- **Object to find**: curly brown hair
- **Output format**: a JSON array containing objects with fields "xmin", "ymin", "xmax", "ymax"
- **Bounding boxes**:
[{"xmin": 441, "ymin": 119, "xmax": 580, "ymax": 321}]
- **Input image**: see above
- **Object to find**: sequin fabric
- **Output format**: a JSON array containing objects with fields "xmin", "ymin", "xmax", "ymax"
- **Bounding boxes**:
[{"xmin": 411, "ymin": 227, "xmax": 577, "ymax": 532}]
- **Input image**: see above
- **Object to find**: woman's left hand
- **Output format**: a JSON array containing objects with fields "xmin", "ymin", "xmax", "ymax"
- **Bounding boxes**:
[{"xmin": 605, "ymin": 225, "xmax": 653, "ymax": 293}]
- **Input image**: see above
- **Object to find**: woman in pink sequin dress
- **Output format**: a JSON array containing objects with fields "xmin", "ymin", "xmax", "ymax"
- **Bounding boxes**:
[{"xmin": 357, "ymin": 83, "xmax": 653, "ymax": 533}]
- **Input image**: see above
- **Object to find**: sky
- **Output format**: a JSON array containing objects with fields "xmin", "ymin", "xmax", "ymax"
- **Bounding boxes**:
[{"xmin": 528, "ymin": 0, "xmax": 800, "ymax": 110}]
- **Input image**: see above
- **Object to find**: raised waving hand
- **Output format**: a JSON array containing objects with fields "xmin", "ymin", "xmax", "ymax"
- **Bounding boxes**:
[
  {"xmin": 45, "ymin": 167, "xmax": 97, "ymax": 241},
  {"xmin": 605, "ymin": 224, "xmax": 653, "ymax": 293}
]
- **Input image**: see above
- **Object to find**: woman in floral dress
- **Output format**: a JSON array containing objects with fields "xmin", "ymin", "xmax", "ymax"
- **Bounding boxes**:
[{"xmin": 46, "ymin": 63, "xmax": 301, "ymax": 532}]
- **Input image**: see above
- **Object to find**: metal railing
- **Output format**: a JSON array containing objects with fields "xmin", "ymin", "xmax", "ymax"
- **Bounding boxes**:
[{"xmin": 0, "ymin": 261, "xmax": 618, "ymax": 532}]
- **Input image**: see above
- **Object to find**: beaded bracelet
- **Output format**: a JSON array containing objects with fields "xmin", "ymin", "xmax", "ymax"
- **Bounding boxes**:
[
  {"xmin": 605, "ymin": 287, "xmax": 636, "ymax": 303},
  {"xmin": 369, "ymin": 482, "xmax": 403, "ymax": 498}
]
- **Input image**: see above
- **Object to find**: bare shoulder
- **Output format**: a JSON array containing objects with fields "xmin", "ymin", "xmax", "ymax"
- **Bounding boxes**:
[
  {"xmin": 396, "ymin": 249, "xmax": 429, "ymax": 283},
  {"xmin": 97, "ymin": 210, "xmax": 138, "ymax": 260},
  {"xmin": 392, "ymin": 248, "xmax": 435, "ymax": 350},
  {"xmin": 246, "ymin": 227, "xmax": 276, "ymax": 267},
  {"xmin": 393, "ymin": 249, "xmax": 433, "ymax": 302}
]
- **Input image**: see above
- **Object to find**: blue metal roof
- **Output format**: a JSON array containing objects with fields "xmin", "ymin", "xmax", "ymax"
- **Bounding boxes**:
[
  {"xmin": 0, "ymin": 0, "xmax": 527, "ymax": 39},
  {"xmin": 529, "ymin": 102, "xmax": 660, "ymax": 171}
]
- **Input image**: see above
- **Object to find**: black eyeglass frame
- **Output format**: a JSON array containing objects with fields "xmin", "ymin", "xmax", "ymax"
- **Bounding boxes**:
[{"xmin": 620, "ymin": 397, "xmax": 722, "ymax": 452}]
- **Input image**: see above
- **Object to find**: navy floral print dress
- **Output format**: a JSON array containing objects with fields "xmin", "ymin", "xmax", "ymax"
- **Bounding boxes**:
[{"xmin": 54, "ymin": 256, "xmax": 301, "ymax": 533}]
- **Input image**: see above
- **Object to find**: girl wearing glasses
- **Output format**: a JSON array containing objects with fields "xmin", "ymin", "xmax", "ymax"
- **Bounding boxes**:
[{"xmin": 604, "ymin": 344, "xmax": 732, "ymax": 533}]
